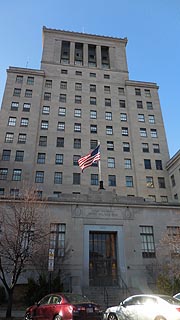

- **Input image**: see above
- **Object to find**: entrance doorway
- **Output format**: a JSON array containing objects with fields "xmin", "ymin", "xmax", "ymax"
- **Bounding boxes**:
[{"xmin": 89, "ymin": 231, "xmax": 118, "ymax": 286}]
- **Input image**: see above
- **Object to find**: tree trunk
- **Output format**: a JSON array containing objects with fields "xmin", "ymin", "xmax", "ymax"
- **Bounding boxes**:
[{"xmin": 6, "ymin": 289, "xmax": 13, "ymax": 318}]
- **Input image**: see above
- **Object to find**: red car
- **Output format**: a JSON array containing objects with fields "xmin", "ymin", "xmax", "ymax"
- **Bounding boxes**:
[{"xmin": 24, "ymin": 292, "xmax": 103, "ymax": 320}]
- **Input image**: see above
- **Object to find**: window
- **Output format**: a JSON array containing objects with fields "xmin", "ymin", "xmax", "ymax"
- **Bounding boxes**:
[
  {"xmin": 60, "ymin": 81, "xmax": 67, "ymax": 89},
  {"xmin": 57, "ymin": 137, "xmax": 64, "ymax": 147},
  {"xmin": 90, "ymin": 124, "xmax": 97, "ymax": 134},
  {"xmin": 107, "ymin": 157, "xmax": 115, "ymax": 168},
  {"xmin": 120, "ymin": 113, "xmax": 127, "ymax": 121},
  {"xmin": 90, "ymin": 84, "xmax": 96, "ymax": 92},
  {"xmin": 50, "ymin": 223, "xmax": 66, "ymax": 257},
  {"xmin": 126, "ymin": 176, "xmax": 133, "ymax": 187},
  {"xmin": 15, "ymin": 150, "xmax": 24, "ymax": 162},
  {"xmin": 148, "ymin": 115, "xmax": 155, "ymax": 124},
  {"xmin": 146, "ymin": 176, "xmax": 154, "ymax": 188},
  {"xmin": 11, "ymin": 102, "xmax": 19, "ymax": 111},
  {"xmin": 35, "ymin": 171, "xmax": 44, "ymax": 183},
  {"xmin": 119, "ymin": 100, "xmax": 126, "ymax": 108},
  {"xmin": 146, "ymin": 101, "xmax": 153, "ymax": 110},
  {"xmin": 90, "ymin": 110, "xmax": 97, "ymax": 119},
  {"xmin": 104, "ymin": 86, "xmax": 110, "ymax": 93},
  {"xmin": 0, "ymin": 188, "xmax": 4, "ymax": 195},
  {"xmin": 105, "ymin": 98, "xmax": 111, "ymax": 106},
  {"xmin": 140, "ymin": 226, "xmax": 156, "ymax": 258},
  {"xmin": 59, "ymin": 94, "xmax": 66, "ymax": 103},
  {"xmin": 107, "ymin": 141, "xmax": 114, "ymax": 151},
  {"xmin": 142, "ymin": 143, "xmax": 149, "ymax": 153},
  {"xmin": 90, "ymin": 72, "xmax": 96, "ymax": 77},
  {"xmin": 2, "ymin": 150, "xmax": 11, "ymax": 161},
  {"xmin": 41, "ymin": 120, "xmax": 49, "ymax": 130},
  {"xmin": 88, "ymin": 44, "xmax": 96, "ymax": 66},
  {"xmin": 75, "ymin": 82, "xmax": 82, "ymax": 91},
  {"xmin": 91, "ymin": 174, "xmax": 99, "ymax": 185},
  {"xmin": 171, "ymin": 174, "xmax": 176, "ymax": 187},
  {"xmin": 90, "ymin": 97, "xmax": 96, "ymax": 105},
  {"xmin": 136, "ymin": 100, "xmax": 143, "ymax": 108},
  {"xmin": 55, "ymin": 154, "xmax": 63, "ymax": 165},
  {"xmin": 135, "ymin": 88, "xmax": 141, "ymax": 96},
  {"xmin": 16, "ymin": 75, "xmax": 23, "ymax": 83},
  {"xmin": 39, "ymin": 136, "xmax": 47, "ymax": 146},
  {"xmin": 161, "ymin": 196, "xmax": 168, "ymax": 202},
  {"xmin": 108, "ymin": 175, "xmax": 116, "ymax": 186},
  {"xmin": 61, "ymin": 40, "xmax": 70, "ymax": 64},
  {"xmin": 121, "ymin": 127, "xmax": 128, "ymax": 136},
  {"xmin": 23, "ymin": 103, "xmax": 31, "ymax": 112},
  {"xmin": 25, "ymin": 89, "xmax": 32, "ymax": 98},
  {"xmin": 54, "ymin": 172, "xmax": 63, "ymax": 184},
  {"xmin": 148, "ymin": 195, "xmax": 156, "ymax": 201},
  {"xmin": 105, "ymin": 112, "xmax": 112, "ymax": 120},
  {"xmin": 74, "ymin": 109, "xmax": 81, "ymax": 117},
  {"xmin": 0, "ymin": 169, "xmax": 8, "ymax": 180},
  {"xmin": 61, "ymin": 69, "xmax": 68, "ymax": 74},
  {"xmin": 53, "ymin": 191, "xmax": 62, "ymax": 198},
  {"xmin": 74, "ymin": 123, "xmax": 81, "ymax": 132},
  {"xmin": 58, "ymin": 107, "xmax": 66, "ymax": 116},
  {"xmin": 155, "ymin": 159, "xmax": 163, "ymax": 170},
  {"xmin": 73, "ymin": 173, "xmax": 80, "ymax": 185},
  {"xmin": 158, "ymin": 177, "xmax": 166, "ymax": 188},
  {"xmin": 138, "ymin": 114, "xmax": 145, "ymax": 122},
  {"xmin": 12, "ymin": 169, "xmax": 22, "ymax": 181},
  {"xmin": 153, "ymin": 144, "xmax": 160, "ymax": 153},
  {"xmin": 45, "ymin": 80, "xmax": 52, "ymax": 88},
  {"xmin": 124, "ymin": 158, "xmax": 132, "ymax": 169},
  {"xmin": 20, "ymin": 118, "xmax": 29, "ymax": 127},
  {"xmin": 90, "ymin": 140, "xmax": 98, "ymax": 149},
  {"xmin": 104, "ymin": 74, "xmax": 110, "ymax": 79},
  {"xmin": 8, "ymin": 117, "xmax": 16, "ymax": 126},
  {"xmin": 13, "ymin": 88, "xmax": 21, "ymax": 96},
  {"xmin": 18, "ymin": 133, "xmax": 26, "ymax": 144},
  {"xmin": 118, "ymin": 87, "xmax": 124, "ymax": 95},
  {"xmin": 144, "ymin": 159, "xmax": 151, "ymax": 169},
  {"xmin": 150, "ymin": 129, "xmax": 157, "ymax": 138},
  {"xmin": 106, "ymin": 126, "xmax": 113, "ymax": 135},
  {"xmin": 37, "ymin": 153, "xmax": 46, "ymax": 164},
  {"xmin": 75, "ymin": 71, "xmax": 82, "ymax": 76},
  {"xmin": 57, "ymin": 122, "xmax": 65, "ymax": 131},
  {"xmin": 42, "ymin": 106, "xmax": 50, "ymax": 115},
  {"xmin": 27, "ymin": 76, "xmax": 34, "ymax": 85},
  {"xmin": 123, "ymin": 142, "xmax": 130, "ymax": 152},
  {"xmin": 75, "ymin": 95, "xmax": 82, "ymax": 104},
  {"xmin": 74, "ymin": 138, "xmax": 81, "ymax": 149},
  {"xmin": 140, "ymin": 128, "xmax": 147, "ymax": 137},
  {"xmin": 144, "ymin": 89, "xmax": 151, "ymax": 97},
  {"xmin": 73, "ymin": 155, "xmax": 81, "ymax": 166}
]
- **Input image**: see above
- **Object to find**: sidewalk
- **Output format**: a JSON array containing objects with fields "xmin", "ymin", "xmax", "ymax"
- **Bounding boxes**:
[{"xmin": 0, "ymin": 307, "xmax": 25, "ymax": 319}]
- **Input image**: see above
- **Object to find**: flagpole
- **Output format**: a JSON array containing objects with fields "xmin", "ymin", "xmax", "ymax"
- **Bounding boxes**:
[{"xmin": 98, "ymin": 141, "xmax": 104, "ymax": 189}]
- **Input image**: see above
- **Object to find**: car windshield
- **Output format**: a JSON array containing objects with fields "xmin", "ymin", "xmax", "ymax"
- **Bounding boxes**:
[
  {"xmin": 64, "ymin": 293, "xmax": 90, "ymax": 303},
  {"xmin": 160, "ymin": 295, "xmax": 180, "ymax": 305}
]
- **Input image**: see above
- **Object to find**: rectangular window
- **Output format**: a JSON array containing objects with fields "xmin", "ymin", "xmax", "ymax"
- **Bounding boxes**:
[
  {"xmin": 35, "ymin": 171, "xmax": 44, "ymax": 183},
  {"xmin": 105, "ymin": 98, "xmax": 111, "ymax": 107},
  {"xmin": 44, "ymin": 92, "xmax": 51, "ymax": 101},
  {"xmin": 106, "ymin": 126, "xmax": 113, "ymax": 135},
  {"xmin": 144, "ymin": 159, "xmax": 151, "ymax": 169},
  {"xmin": 91, "ymin": 174, "xmax": 99, "ymax": 185},
  {"xmin": 90, "ymin": 97, "xmax": 96, "ymax": 105},
  {"xmin": 105, "ymin": 112, "xmax": 112, "ymax": 120},
  {"xmin": 90, "ymin": 72, "xmax": 96, "ymax": 77},
  {"xmin": 155, "ymin": 160, "xmax": 163, "ymax": 170},
  {"xmin": 39, "ymin": 136, "xmax": 47, "ymax": 146},
  {"xmin": 16, "ymin": 75, "xmax": 23, "ymax": 83},
  {"xmin": 142, "ymin": 143, "xmax": 149, "ymax": 153},
  {"xmin": 61, "ymin": 69, "xmax": 68, "ymax": 74},
  {"xmin": 58, "ymin": 107, "xmax": 66, "ymax": 116},
  {"xmin": 124, "ymin": 158, "xmax": 132, "ymax": 169},
  {"xmin": 75, "ymin": 82, "xmax": 82, "ymax": 91},
  {"xmin": 104, "ymin": 74, "xmax": 110, "ymax": 79},
  {"xmin": 42, "ymin": 106, "xmax": 50, "ymax": 115},
  {"xmin": 57, "ymin": 122, "xmax": 65, "ymax": 131},
  {"xmin": 123, "ymin": 142, "xmax": 130, "ymax": 152},
  {"xmin": 13, "ymin": 88, "xmax": 21, "ymax": 97},
  {"xmin": 59, "ymin": 94, "xmax": 66, "ymax": 103},
  {"xmin": 171, "ymin": 174, "xmax": 176, "ymax": 187},
  {"xmin": 144, "ymin": 89, "xmax": 151, "ymax": 97},
  {"xmin": 27, "ymin": 76, "xmax": 34, "ymax": 85},
  {"xmin": 140, "ymin": 225, "xmax": 156, "ymax": 258},
  {"xmin": 148, "ymin": 115, "xmax": 155, "ymax": 124},
  {"xmin": 140, "ymin": 128, "xmax": 147, "ymax": 137},
  {"xmin": 90, "ymin": 84, "xmax": 96, "ymax": 92},
  {"xmin": 126, "ymin": 176, "xmax": 133, "ymax": 187},
  {"xmin": 2, "ymin": 149, "xmax": 11, "ymax": 161},
  {"xmin": 90, "ymin": 110, "xmax": 97, "ymax": 119},
  {"xmin": 55, "ymin": 154, "xmax": 63, "ymax": 165},
  {"xmin": 60, "ymin": 81, "xmax": 67, "ymax": 89},
  {"xmin": 73, "ymin": 173, "xmax": 81, "ymax": 185},
  {"xmin": 107, "ymin": 141, "xmax": 114, "ymax": 151},
  {"xmin": 90, "ymin": 140, "xmax": 98, "ymax": 149},
  {"xmin": 74, "ymin": 43, "xmax": 83, "ymax": 65},
  {"xmin": 0, "ymin": 188, "xmax": 4, "ymax": 195},
  {"xmin": 25, "ymin": 89, "xmax": 32, "ymax": 98},
  {"xmin": 45, "ymin": 80, "xmax": 52, "ymax": 88},
  {"xmin": 73, "ymin": 155, "xmax": 81, "ymax": 166},
  {"xmin": 8, "ymin": 117, "xmax": 16, "ymax": 126},
  {"xmin": 108, "ymin": 175, "xmax": 116, "ymax": 186},
  {"xmin": 158, "ymin": 177, "xmax": 166, "ymax": 188},
  {"xmin": 135, "ymin": 88, "xmax": 141, "ymax": 96},
  {"xmin": 138, "ymin": 114, "xmax": 145, "ymax": 122},
  {"xmin": 37, "ymin": 153, "xmax": 46, "ymax": 164},
  {"xmin": 88, "ymin": 44, "xmax": 96, "ymax": 67},
  {"xmin": 75, "ymin": 95, "xmax": 82, "ymax": 104},
  {"xmin": 18, "ymin": 133, "xmax": 26, "ymax": 144},
  {"xmin": 119, "ymin": 100, "xmax": 126, "ymax": 108},
  {"xmin": 90, "ymin": 124, "xmax": 97, "ymax": 134},
  {"xmin": 56, "ymin": 137, "xmax": 64, "ymax": 147},
  {"xmin": 11, "ymin": 102, "xmax": 19, "ymax": 111},
  {"xmin": 74, "ymin": 138, "xmax": 81, "ymax": 149},
  {"xmin": 54, "ymin": 172, "xmax": 63, "ymax": 184},
  {"xmin": 120, "ymin": 113, "xmax": 127, "ymax": 121},
  {"xmin": 150, "ymin": 129, "xmax": 157, "ymax": 138},
  {"xmin": 23, "ymin": 103, "xmax": 31, "ymax": 112},
  {"xmin": 153, "ymin": 144, "xmax": 160, "ymax": 153},
  {"xmin": 107, "ymin": 157, "xmax": 115, "ymax": 168},
  {"xmin": 136, "ymin": 100, "xmax": 143, "ymax": 108},
  {"xmin": 50, "ymin": 223, "xmax": 66, "ymax": 257},
  {"xmin": 75, "ymin": 71, "xmax": 82, "ymax": 76},
  {"xmin": 146, "ymin": 176, "xmax": 154, "ymax": 188},
  {"xmin": 118, "ymin": 87, "xmax": 125, "ymax": 95},
  {"xmin": 121, "ymin": 127, "xmax": 128, "ymax": 136},
  {"xmin": 104, "ymin": 86, "xmax": 110, "ymax": 93},
  {"xmin": 41, "ymin": 120, "xmax": 49, "ymax": 130},
  {"xmin": 12, "ymin": 169, "xmax": 22, "ymax": 181},
  {"xmin": 74, "ymin": 108, "xmax": 81, "ymax": 118},
  {"xmin": 0, "ymin": 169, "xmax": 8, "ymax": 180},
  {"xmin": 61, "ymin": 40, "xmax": 70, "ymax": 64},
  {"xmin": 15, "ymin": 150, "xmax": 24, "ymax": 162},
  {"xmin": 74, "ymin": 123, "xmax": 81, "ymax": 132},
  {"xmin": 20, "ymin": 118, "xmax": 29, "ymax": 127},
  {"xmin": 147, "ymin": 101, "xmax": 153, "ymax": 110}
]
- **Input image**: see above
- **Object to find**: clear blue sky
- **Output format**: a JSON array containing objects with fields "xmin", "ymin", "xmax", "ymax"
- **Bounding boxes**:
[{"xmin": 0, "ymin": 0, "xmax": 179, "ymax": 157}]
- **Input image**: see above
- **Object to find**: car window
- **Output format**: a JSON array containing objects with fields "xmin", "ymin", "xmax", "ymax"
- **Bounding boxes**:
[
  {"xmin": 143, "ymin": 297, "xmax": 157, "ymax": 305},
  {"xmin": 160, "ymin": 296, "xmax": 180, "ymax": 305},
  {"xmin": 49, "ymin": 295, "xmax": 61, "ymax": 304},
  {"xmin": 39, "ymin": 295, "xmax": 51, "ymax": 305}
]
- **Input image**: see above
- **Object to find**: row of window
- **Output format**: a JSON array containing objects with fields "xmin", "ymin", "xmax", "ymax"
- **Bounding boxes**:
[{"xmin": 0, "ymin": 168, "xmax": 166, "ymax": 189}]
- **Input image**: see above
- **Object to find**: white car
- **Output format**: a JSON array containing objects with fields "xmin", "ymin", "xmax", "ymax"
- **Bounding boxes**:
[{"xmin": 104, "ymin": 294, "xmax": 180, "ymax": 320}]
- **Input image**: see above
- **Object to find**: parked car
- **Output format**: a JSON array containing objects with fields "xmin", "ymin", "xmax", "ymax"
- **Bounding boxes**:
[
  {"xmin": 174, "ymin": 293, "xmax": 180, "ymax": 300},
  {"xmin": 104, "ymin": 294, "xmax": 180, "ymax": 320},
  {"xmin": 24, "ymin": 292, "xmax": 103, "ymax": 320}
]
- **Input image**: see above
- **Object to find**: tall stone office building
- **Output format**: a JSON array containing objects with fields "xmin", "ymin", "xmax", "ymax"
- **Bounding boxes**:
[{"xmin": 0, "ymin": 27, "xmax": 179, "ymax": 303}]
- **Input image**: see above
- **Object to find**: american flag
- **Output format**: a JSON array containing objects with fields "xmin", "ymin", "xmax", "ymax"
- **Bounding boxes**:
[{"xmin": 78, "ymin": 145, "xmax": 100, "ymax": 172}]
